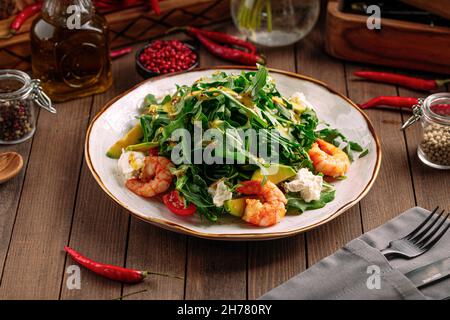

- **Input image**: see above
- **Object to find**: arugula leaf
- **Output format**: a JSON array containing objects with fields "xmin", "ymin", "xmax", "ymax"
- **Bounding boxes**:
[
  {"xmin": 316, "ymin": 127, "xmax": 368, "ymax": 161},
  {"xmin": 174, "ymin": 165, "xmax": 220, "ymax": 222},
  {"xmin": 143, "ymin": 94, "xmax": 157, "ymax": 107},
  {"xmin": 286, "ymin": 187, "xmax": 336, "ymax": 214},
  {"xmin": 316, "ymin": 128, "xmax": 346, "ymax": 144},
  {"xmin": 249, "ymin": 64, "xmax": 268, "ymax": 99},
  {"xmin": 140, "ymin": 116, "xmax": 152, "ymax": 142},
  {"xmin": 161, "ymin": 95, "xmax": 172, "ymax": 105},
  {"xmin": 349, "ymin": 141, "xmax": 363, "ymax": 152},
  {"xmin": 359, "ymin": 149, "xmax": 369, "ymax": 158}
]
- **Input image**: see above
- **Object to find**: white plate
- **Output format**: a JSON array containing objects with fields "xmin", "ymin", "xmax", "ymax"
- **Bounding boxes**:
[{"xmin": 86, "ymin": 67, "xmax": 381, "ymax": 240}]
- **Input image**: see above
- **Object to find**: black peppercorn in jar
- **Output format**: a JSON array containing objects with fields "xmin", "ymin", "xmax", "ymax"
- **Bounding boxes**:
[
  {"xmin": 402, "ymin": 93, "xmax": 450, "ymax": 170},
  {"xmin": 0, "ymin": 69, "xmax": 55, "ymax": 144}
]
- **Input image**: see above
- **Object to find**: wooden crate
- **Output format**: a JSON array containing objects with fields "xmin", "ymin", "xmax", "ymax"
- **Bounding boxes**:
[
  {"xmin": 325, "ymin": 0, "xmax": 450, "ymax": 74},
  {"xmin": 0, "ymin": 0, "xmax": 230, "ymax": 70}
]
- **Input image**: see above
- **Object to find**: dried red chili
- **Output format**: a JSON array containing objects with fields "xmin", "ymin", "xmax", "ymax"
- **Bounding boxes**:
[
  {"xmin": 93, "ymin": 0, "xmax": 143, "ymax": 11},
  {"xmin": 358, "ymin": 96, "xmax": 419, "ymax": 109},
  {"xmin": 9, "ymin": 2, "xmax": 43, "ymax": 35},
  {"xmin": 354, "ymin": 71, "xmax": 450, "ymax": 92},
  {"xmin": 65, "ymin": 246, "xmax": 146, "ymax": 283},
  {"xmin": 183, "ymin": 26, "xmax": 257, "ymax": 54},
  {"xmin": 110, "ymin": 47, "xmax": 132, "ymax": 59},
  {"xmin": 65, "ymin": 246, "xmax": 182, "ymax": 284},
  {"xmin": 150, "ymin": 0, "xmax": 160, "ymax": 15},
  {"xmin": 196, "ymin": 33, "xmax": 265, "ymax": 65}
]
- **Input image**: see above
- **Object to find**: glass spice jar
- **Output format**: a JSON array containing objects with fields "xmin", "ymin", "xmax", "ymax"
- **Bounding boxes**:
[
  {"xmin": 402, "ymin": 93, "xmax": 450, "ymax": 170},
  {"xmin": 0, "ymin": 69, "xmax": 56, "ymax": 144}
]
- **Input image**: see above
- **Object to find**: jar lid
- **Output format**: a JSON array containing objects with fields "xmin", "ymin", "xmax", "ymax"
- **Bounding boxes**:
[
  {"xmin": 0, "ymin": 69, "xmax": 56, "ymax": 114},
  {"xmin": 423, "ymin": 93, "xmax": 450, "ymax": 125},
  {"xmin": 401, "ymin": 93, "xmax": 450, "ymax": 130},
  {"xmin": 0, "ymin": 70, "xmax": 32, "ymax": 100}
]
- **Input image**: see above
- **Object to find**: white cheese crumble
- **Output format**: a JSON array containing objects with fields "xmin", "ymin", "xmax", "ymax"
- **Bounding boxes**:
[
  {"xmin": 118, "ymin": 151, "xmax": 146, "ymax": 181},
  {"xmin": 284, "ymin": 168, "xmax": 323, "ymax": 202},
  {"xmin": 289, "ymin": 92, "xmax": 314, "ymax": 113},
  {"xmin": 208, "ymin": 180, "xmax": 232, "ymax": 207}
]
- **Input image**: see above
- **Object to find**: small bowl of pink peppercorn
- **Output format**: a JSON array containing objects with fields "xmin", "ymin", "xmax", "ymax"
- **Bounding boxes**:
[{"xmin": 136, "ymin": 40, "xmax": 199, "ymax": 78}]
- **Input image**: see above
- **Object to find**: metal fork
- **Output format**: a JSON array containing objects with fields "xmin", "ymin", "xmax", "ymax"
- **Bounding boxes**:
[{"xmin": 381, "ymin": 207, "xmax": 450, "ymax": 259}]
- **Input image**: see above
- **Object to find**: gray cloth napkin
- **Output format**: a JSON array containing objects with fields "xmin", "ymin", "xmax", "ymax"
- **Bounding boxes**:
[{"xmin": 259, "ymin": 207, "xmax": 450, "ymax": 300}]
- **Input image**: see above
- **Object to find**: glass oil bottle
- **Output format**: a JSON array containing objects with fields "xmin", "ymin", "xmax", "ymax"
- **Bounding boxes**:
[{"xmin": 30, "ymin": 0, "xmax": 112, "ymax": 102}]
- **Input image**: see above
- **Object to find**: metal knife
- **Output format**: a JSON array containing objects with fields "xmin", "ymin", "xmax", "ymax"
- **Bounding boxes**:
[{"xmin": 405, "ymin": 257, "xmax": 450, "ymax": 289}]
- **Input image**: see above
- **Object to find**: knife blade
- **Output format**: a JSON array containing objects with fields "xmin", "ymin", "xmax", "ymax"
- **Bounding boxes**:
[{"xmin": 405, "ymin": 257, "xmax": 450, "ymax": 289}]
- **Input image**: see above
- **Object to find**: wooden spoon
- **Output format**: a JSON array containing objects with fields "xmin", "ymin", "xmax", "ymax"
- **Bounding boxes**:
[{"xmin": 0, "ymin": 152, "xmax": 24, "ymax": 184}]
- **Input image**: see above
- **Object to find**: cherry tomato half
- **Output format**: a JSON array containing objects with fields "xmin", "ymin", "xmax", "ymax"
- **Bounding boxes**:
[
  {"xmin": 149, "ymin": 147, "xmax": 159, "ymax": 156},
  {"xmin": 162, "ymin": 190, "xmax": 196, "ymax": 216}
]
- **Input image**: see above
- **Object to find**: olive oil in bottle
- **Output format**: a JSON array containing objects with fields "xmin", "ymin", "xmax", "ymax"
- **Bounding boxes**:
[{"xmin": 31, "ymin": 0, "xmax": 112, "ymax": 102}]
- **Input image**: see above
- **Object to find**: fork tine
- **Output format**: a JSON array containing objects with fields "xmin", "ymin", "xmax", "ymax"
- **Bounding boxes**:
[
  {"xmin": 409, "ymin": 209, "xmax": 444, "ymax": 241},
  {"xmin": 417, "ymin": 213, "xmax": 450, "ymax": 247},
  {"xmin": 421, "ymin": 217, "xmax": 450, "ymax": 251},
  {"xmin": 405, "ymin": 207, "xmax": 439, "ymax": 239}
]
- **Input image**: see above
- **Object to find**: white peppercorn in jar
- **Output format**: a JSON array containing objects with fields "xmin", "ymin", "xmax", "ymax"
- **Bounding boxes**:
[
  {"xmin": 402, "ymin": 93, "xmax": 450, "ymax": 170},
  {"xmin": 0, "ymin": 70, "xmax": 56, "ymax": 144}
]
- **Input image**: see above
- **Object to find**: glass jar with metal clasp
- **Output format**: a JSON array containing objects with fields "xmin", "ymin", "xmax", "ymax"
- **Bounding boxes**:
[
  {"xmin": 402, "ymin": 93, "xmax": 450, "ymax": 170},
  {"xmin": 0, "ymin": 69, "xmax": 56, "ymax": 144}
]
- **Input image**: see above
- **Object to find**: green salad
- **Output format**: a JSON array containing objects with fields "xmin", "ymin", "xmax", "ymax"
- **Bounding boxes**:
[{"xmin": 108, "ymin": 66, "xmax": 367, "ymax": 227}]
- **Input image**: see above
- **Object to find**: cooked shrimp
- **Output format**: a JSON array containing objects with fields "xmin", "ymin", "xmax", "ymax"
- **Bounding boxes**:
[
  {"xmin": 126, "ymin": 156, "xmax": 174, "ymax": 198},
  {"xmin": 237, "ymin": 180, "xmax": 287, "ymax": 227},
  {"xmin": 308, "ymin": 139, "xmax": 350, "ymax": 178}
]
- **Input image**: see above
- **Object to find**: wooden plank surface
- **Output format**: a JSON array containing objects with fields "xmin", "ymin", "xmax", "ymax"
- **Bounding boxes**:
[
  {"xmin": 0, "ymin": 19, "xmax": 449, "ymax": 300},
  {"xmin": 346, "ymin": 65, "xmax": 416, "ymax": 231},
  {"xmin": 59, "ymin": 52, "xmax": 138, "ymax": 300},
  {"xmin": 123, "ymin": 219, "xmax": 186, "ymax": 300},
  {"xmin": 0, "ymin": 97, "xmax": 93, "ymax": 299},
  {"xmin": 0, "ymin": 134, "xmax": 34, "ymax": 282}
]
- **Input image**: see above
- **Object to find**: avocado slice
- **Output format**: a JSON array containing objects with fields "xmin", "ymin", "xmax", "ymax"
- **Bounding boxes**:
[
  {"xmin": 126, "ymin": 142, "xmax": 159, "ymax": 153},
  {"xmin": 224, "ymin": 198, "xmax": 247, "ymax": 217},
  {"xmin": 291, "ymin": 101, "xmax": 307, "ymax": 114},
  {"xmin": 252, "ymin": 164, "xmax": 296, "ymax": 184},
  {"xmin": 106, "ymin": 124, "xmax": 143, "ymax": 159}
]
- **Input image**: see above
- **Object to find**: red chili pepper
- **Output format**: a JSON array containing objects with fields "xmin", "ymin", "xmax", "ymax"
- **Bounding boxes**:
[
  {"xmin": 94, "ymin": 0, "xmax": 142, "ymax": 10},
  {"xmin": 10, "ymin": 2, "xmax": 43, "ymax": 35},
  {"xmin": 162, "ymin": 190, "xmax": 196, "ymax": 216},
  {"xmin": 185, "ymin": 27, "xmax": 256, "ymax": 54},
  {"xmin": 150, "ymin": 0, "xmax": 160, "ymax": 15},
  {"xmin": 64, "ymin": 246, "xmax": 147, "ymax": 283},
  {"xmin": 354, "ymin": 71, "xmax": 450, "ymax": 92},
  {"xmin": 358, "ymin": 96, "xmax": 419, "ymax": 109},
  {"xmin": 110, "ymin": 47, "xmax": 132, "ymax": 59},
  {"xmin": 196, "ymin": 33, "xmax": 265, "ymax": 65}
]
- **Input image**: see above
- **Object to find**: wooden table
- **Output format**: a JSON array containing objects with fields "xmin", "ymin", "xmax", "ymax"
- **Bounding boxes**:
[{"xmin": 0, "ymin": 20, "xmax": 449, "ymax": 300}]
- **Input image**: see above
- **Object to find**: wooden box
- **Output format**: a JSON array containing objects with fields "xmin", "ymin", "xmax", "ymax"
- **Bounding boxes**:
[
  {"xmin": 0, "ymin": 0, "xmax": 230, "ymax": 70},
  {"xmin": 325, "ymin": 0, "xmax": 450, "ymax": 74}
]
